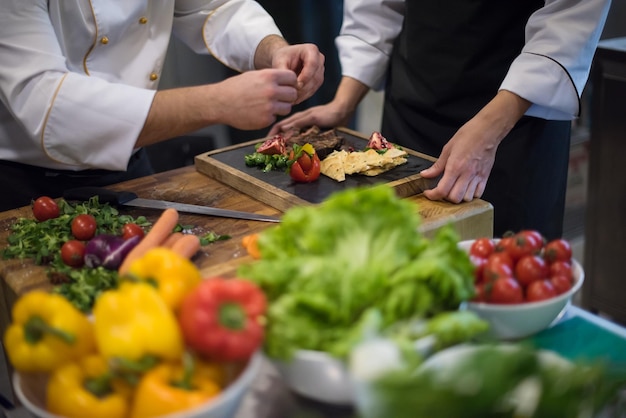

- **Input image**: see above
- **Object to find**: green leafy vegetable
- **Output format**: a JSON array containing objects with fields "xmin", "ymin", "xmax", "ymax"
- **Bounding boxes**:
[
  {"xmin": 237, "ymin": 185, "xmax": 476, "ymax": 359},
  {"xmin": 359, "ymin": 344, "xmax": 626, "ymax": 418}
]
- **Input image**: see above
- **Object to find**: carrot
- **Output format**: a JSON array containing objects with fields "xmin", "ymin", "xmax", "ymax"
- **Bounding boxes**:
[
  {"xmin": 162, "ymin": 232, "xmax": 184, "ymax": 248},
  {"xmin": 170, "ymin": 234, "xmax": 201, "ymax": 259},
  {"xmin": 118, "ymin": 208, "xmax": 180, "ymax": 275},
  {"xmin": 241, "ymin": 233, "xmax": 261, "ymax": 259}
]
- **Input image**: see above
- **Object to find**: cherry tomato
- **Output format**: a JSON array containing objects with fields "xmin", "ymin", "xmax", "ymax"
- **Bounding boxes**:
[
  {"xmin": 519, "ymin": 230, "xmax": 545, "ymax": 249},
  {"xmin": 122, "ymin": 223, "xmax": 145, "ymax": 240},
  {"xmin": 550, "ymin": 275, "xmax": 573, "ymax": 295},
  {"xmin": 507, "ymin": 232, "xmax": 540, "ymax": 261},
  {"xmin": 71, "ymin": 214, "xmax": 97, "ymax": 241},
  {"xmin": 514, "ymin": 255, "xmax": 548, "ymax": 287},
  {"xmin": 549, "ymin": 260, "xmax": 573, "ymax": 281},
  {"xmin": 470, "ymin": 255, "xmax": 487, "ymax": 283},
  {"xmin": 495, "ymin": 236, "xmax": 515, "ymax": 254},
  {"xmin": 60, "ymin": 240, "xmax": 86, "ymax": 267},
  {"xmin": 488, "ymin": 277, "xmax": 524, "ymax": 304},
  {"xmin": 470, "ymin": 238, "xmax": 495, "ymax": 259},
  {"xmin": 483, "ymin": 252, "xmax": 514, "ymax": 282},
  {"xmin": 544, "ymin": 238, "xmax": 573, "ymax": 263},
  {"xmin": 526, "ymin": 279, "xmax": 557, "ymax": 302},
  {"xmin": 32, "ymin": 196, "xmax": 60, "ymax": 222}
]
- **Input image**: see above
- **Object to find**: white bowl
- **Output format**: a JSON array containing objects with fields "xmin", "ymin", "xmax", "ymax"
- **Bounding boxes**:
[
  {"xmin": 458, "ymin": 239, "xmax": 585, "ymax": 340},
  {"xmin": 273, "ymin": 336, "xmax": 436, "ymax": 405},
  {"xmin": 272, "ymin": 349, "xmax": 354, "ymax": 405},
  {"xmin": 13, "ymin": 351, "xmax": 263, "ymax": 418}
]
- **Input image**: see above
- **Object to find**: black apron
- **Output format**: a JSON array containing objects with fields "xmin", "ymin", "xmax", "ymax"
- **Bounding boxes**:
[
  {"xmin": 381, "ymin": 0, "xmax": 571, "ymax": 240},
  {"xmin": 0, "ymin": 149, "xmax": 154, "ymax": 212}
]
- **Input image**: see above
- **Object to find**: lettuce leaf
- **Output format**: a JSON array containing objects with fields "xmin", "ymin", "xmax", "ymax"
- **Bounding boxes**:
[{"xmin": 238, "ymin": 185, "xmax": 475, "ymax": 359}]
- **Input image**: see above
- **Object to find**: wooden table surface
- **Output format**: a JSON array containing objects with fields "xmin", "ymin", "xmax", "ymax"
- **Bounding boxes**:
[{"xmin": 0, "ymin": 164, "xmax": 493, "ymax": 414}]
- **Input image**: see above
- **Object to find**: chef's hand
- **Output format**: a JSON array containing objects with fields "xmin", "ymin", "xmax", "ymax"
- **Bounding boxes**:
[
  {"xmin": 420, "ymin": 90, "xmax": 531, "ymax": 203},
  {"xmin": 268, "ymin": 101, "xmax": 351, "ymax": 136},
  {"xmin": 271, "ymin": 44, "xmax": 325, "ymax": 105},
  {"xmin": 268, "ymin": 76, "xmax": 370, "ymax": 135},
  {"xmin": 211, "ymin": 69, "xmax": 299, "ymax": 130}
]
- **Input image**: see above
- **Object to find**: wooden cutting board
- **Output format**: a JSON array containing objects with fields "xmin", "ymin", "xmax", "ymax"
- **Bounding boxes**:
[{"xmin": 194, "ymin": 127, "xmax": 438, "ymax": 212}]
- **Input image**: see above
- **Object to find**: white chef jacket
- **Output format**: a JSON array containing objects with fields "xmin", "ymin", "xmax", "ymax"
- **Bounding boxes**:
[
  {"xmin": 337, "ymin": 0, "xmax": 612, "ymax": 121},
  {"xmin": 0, "ymin": 0, "xmax": 282, "ymax": 171}
]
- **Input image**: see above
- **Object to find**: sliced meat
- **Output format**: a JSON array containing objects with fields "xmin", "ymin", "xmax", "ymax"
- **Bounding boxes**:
[{"xmin": 285, "ymin": 127, "xmax": 344, "ymax": 160}]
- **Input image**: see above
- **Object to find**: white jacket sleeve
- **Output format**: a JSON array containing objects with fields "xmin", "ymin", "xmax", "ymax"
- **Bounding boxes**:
[
  {"xmin": 500, "ymin": 0, "xmax": 612, "ymax": 120},
  {"xmin": 173, "ymin": 0, "xmax": 283, "ymax": 72},
  {"xmin": 335, "ymin": 0, "xmax": 405, "ymax": 91},
  {"xmin": 0, "ymin": 0, "xmax": 156, "ymax": 171}
]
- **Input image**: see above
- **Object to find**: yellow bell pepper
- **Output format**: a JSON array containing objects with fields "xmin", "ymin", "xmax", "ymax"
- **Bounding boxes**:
[
  {"xmin": 3, "ymin": 291, "xmax": 95, "ymax": 373},
  {"xmin": 130, "ymin": 354, "xmax": 222, "ymax": 418},
  {"xmin": 126, "ymin": 247, "xmax": 201, "ymax": 310},
  {"xmin": 93, "ymin": 282, "xmax": 184, "ymax": 363},
  {"xmin": 46, "ymin": 354, "xmax": 131, "ymax": 418}
]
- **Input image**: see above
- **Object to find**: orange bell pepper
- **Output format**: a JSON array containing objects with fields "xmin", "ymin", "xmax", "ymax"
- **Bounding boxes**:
[{"xmin": 129, "ymin": 354, "xmax": 222, "ymax": 418}]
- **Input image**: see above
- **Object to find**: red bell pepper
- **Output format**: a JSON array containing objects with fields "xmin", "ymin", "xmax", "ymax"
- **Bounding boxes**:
[
  {"xmin": 178, "ymin": 278, "xmax": 266, "ymax": 362},
  {"xmin": 288, "ymin": 143, "xmax": 321, "ymax": 183}
]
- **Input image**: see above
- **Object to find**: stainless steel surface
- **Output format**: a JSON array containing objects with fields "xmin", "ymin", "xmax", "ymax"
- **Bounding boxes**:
[{"xmin": 125, "ymin": 198, "xmax": 280, "ymax": 223}]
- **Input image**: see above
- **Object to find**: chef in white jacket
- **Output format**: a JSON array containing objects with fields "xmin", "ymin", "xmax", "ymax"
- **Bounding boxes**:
[
  {"xmin": 0, "ymin": 0, "xmax": 324, "ymax": 211},
  {"xmin": 270, "ymin": 0, "xmax": 611, "ymax": 240}
]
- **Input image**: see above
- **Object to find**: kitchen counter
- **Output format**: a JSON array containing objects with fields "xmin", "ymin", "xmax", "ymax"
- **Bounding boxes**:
[{"xmin": 0, "ymin": 164, "xmax": 494, "ymax": 416}]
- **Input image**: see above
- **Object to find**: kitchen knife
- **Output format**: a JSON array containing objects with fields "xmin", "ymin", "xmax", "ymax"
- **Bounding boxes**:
[{"xmin": 63, "ymin": 187, "xmax": 281, "ymax": 223}]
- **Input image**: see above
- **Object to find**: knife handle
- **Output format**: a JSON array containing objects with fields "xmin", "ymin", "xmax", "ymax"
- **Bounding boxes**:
[{"xmin": 63, "ymin": 187, "xmax": 138, "ymax": 205}]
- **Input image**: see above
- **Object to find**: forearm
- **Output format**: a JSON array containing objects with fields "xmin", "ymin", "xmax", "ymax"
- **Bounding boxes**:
[
  {"xmin": 333, "ymin": 76, "xmax": 371, "ymax": 115},
  {"xmin": 476, "ymin": 90, "xmax": 531, "ymax": 145},
  {"xmin": 254, "ymin": 34, "xmax": 290, "ymax": 70},
  {"xmin": 136, "ymin": 85, "xmax": 216, "ymax": 148}
]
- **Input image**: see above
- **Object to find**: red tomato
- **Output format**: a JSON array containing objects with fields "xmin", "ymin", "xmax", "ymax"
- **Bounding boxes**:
[
  {"xmin": 483, "ymin": 252, "xmax": 514, "ymax": 282},
  {"xmin": 526, "ymin": 279, "xmax": 557, "ymax": 302},
  {"xmin": 507, "ymin": 232, "xmax": 541, "ymax": 261},
  {"xmin": 519, "ymin": 230, "xmax": 545, "ymax": 249},
  {"xmin": 71, "ymin": 214, "xmax": 97, "ymax": 241},
  {"xmin": 470, "ymin": 255, "xmax": 487, "ymax": 283},
  {"xmin": 495, "ymin": 236, "xmax": 515, "ymax": 254},
  {"xmin": 122, "ymin": 223, "xmax": 145, "ymax": 240},
  {"xmin": 60, "ymin": 240, "xmax": 86, "ymax": 267},
  {"xmin": 550, "ymin": 275, "xmax": 573, "ymax": 295},
  {"xmin": 470, "ymin": 238, "xmax": 495, "ymax": 259},
  {"xmin": 544, "ymin": 238, "xmax": 573, "ymax": 263},
  {"xmin": 514, "ymin": 255, "xmax": 548, "ymax": 287},
  {"xmin": 488, "ymin": 277, "xmax": 524, "ymax": 304},
  {"xmin": 289, "ymin": 150, "xmax": 321, "ymax": 183},
  {"xmin": 32, "ymin": 196, "xmax": 60, "ymax": 222},
  {"xmin": 549, "ymin": 260, "xmax": 573, "ymax": 281}
]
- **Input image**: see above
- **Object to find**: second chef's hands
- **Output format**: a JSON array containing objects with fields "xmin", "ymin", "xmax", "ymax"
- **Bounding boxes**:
[
  {"xmin": 268, "ymin": 80, "xmax": 531, "ymax": 205},
  {"xmin": 137, "ymin": 35, "xmax": 324, "ymax": 148}
]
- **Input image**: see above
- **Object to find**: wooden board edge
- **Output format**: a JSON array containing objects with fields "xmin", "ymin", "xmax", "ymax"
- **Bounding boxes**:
[{"xmin": 194, "ymin": 155, "xmax": 310, "ymax": 212}]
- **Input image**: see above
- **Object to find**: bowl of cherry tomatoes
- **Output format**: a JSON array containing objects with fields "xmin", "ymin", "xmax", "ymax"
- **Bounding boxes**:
[{"xmin": 459, "ymin": 230, "xmax": 584, "ymax": 340}]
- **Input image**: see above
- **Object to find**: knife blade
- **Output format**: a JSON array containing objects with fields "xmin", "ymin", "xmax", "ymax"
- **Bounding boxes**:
[{"xmin": 63, "ymin": 187, "xmax": 281, "ymax": 223}]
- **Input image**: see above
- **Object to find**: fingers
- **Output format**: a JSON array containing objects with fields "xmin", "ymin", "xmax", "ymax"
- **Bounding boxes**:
[{"xmin": 273, "ymin": 44, "xmax": 325, "ymax": 105}]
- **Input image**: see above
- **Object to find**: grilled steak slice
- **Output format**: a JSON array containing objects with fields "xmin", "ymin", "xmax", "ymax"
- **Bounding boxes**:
[{"xmin": 285, "ymin": 127, "xmax": 345, "ymax": 160}]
